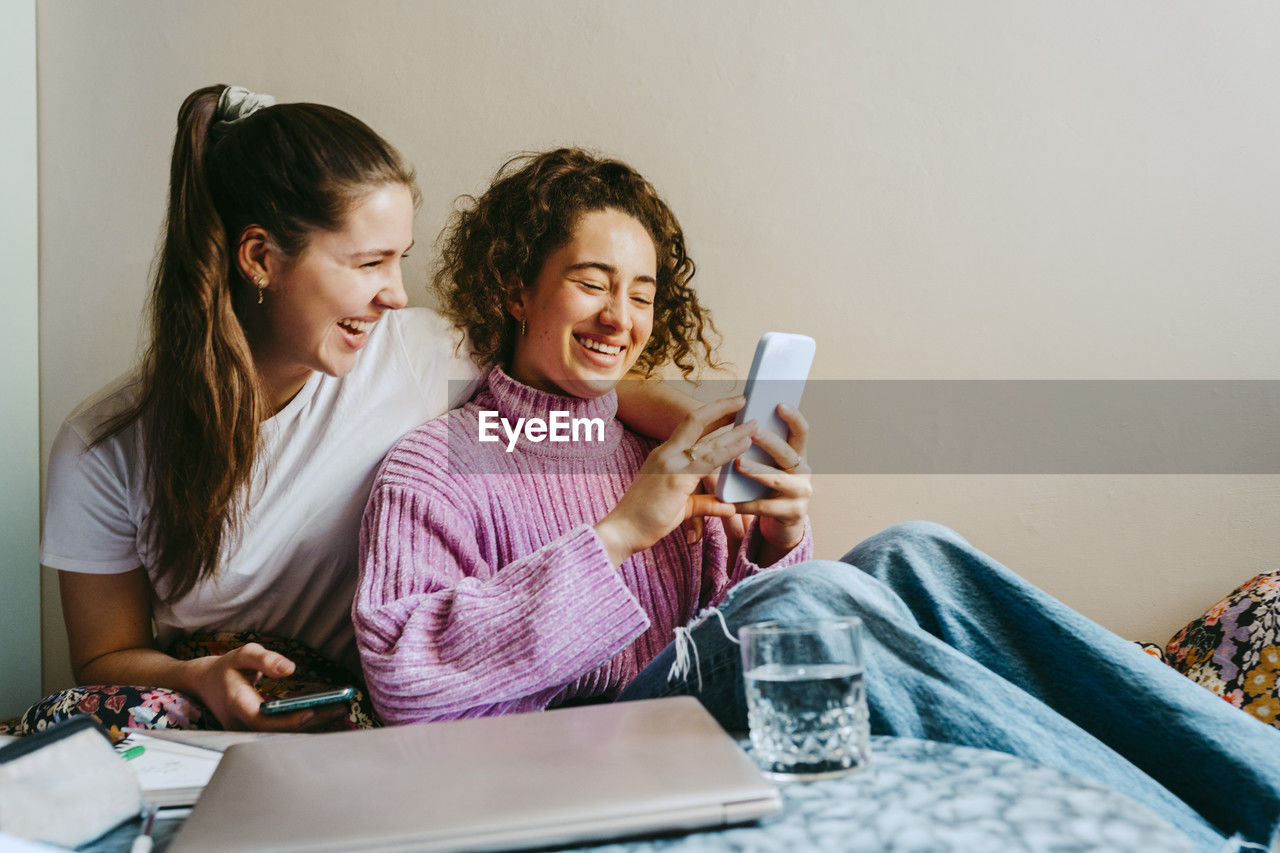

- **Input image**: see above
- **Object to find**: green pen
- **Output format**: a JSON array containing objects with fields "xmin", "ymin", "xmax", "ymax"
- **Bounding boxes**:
[{"xmin": 120, "ymin": 744, "xmax": 146, "ymax": 761}]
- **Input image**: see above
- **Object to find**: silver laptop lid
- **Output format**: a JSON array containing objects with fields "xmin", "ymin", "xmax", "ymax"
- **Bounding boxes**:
[{"xmin": 170, "ymin": 696, "xmax": 780, "ymax": 852}]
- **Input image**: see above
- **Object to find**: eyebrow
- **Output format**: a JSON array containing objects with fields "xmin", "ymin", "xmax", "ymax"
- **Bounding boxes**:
[
  {"xmin": 566, "ymin": 261, "xmax": 656, "ymax": 286},
  {"xmin": 351, "ymin": 239, "xmax": 414, "ymax": 259}
]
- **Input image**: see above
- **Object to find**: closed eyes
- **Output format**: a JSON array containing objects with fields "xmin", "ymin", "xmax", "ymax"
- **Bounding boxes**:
[{"xmin": 361, "ymin": 253, "xmax": 409, "ymax": 269}]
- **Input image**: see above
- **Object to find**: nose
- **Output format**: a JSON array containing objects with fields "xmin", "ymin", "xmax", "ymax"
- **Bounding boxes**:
[
  {"xmin": 376, "ymin": 263, "xmax": 409, "ymax": 311},
  {"xmin": 597, "ymin": 290, "xmax": 631, "ymax": 331}
]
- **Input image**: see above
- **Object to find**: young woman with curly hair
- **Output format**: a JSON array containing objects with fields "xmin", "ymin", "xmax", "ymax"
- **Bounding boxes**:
[
  {"xmin": 432, "ymin": 147, "xmax": 716, "ymax": 380},
  {"xmin": 355, "ymin": 147, "xmax": 814, "ymax": 723}
]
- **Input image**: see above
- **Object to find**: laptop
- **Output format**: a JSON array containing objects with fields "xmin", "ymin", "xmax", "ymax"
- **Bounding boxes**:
[{"xmin": 169, "ymin": 696, "xmax": 781, "ymax": 852}]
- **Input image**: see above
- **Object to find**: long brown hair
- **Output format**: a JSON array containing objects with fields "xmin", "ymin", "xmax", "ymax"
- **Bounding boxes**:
[
  {"xmin": 96, "ymin": 84, "xmax": 415, "ymax": 600},
  {"xmin": 432, "ymin": 148, "xmax": 720, "ymax": 378}
]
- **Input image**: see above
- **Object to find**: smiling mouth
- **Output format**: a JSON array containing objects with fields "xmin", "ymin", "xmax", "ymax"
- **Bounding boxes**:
[
  {"xmin": 575, "ymin": 335, "xmax": 623, "ymax": 356},
  {"xmin": 338, "ymin": 318, "xmax": 375, "ymax": 336}
]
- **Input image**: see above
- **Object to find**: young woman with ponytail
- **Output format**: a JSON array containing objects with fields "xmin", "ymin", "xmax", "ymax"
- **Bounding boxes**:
[
  {"xmin": 18, "ymin": 85, "xmax": 696, "ymax": 735},
  {"xmin": 20, "ymin": 85, "xmax": 441, "ymax": 733}
]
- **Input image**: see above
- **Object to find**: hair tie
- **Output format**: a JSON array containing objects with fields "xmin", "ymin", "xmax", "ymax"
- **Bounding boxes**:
[{"xmin": 214, "ymin": 85, "xmax": 276, "ymax": 126}]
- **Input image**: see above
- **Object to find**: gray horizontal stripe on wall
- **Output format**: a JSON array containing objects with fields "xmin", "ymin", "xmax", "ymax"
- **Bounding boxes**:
[{"xmin": 449, "ymin": 380, "xmax": 1280, "ymax": 474}]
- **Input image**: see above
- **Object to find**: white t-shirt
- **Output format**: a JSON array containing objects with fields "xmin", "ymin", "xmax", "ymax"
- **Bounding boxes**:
[{"xmin": 41, "ymin": 308, "xmax": 478, "ymax": 674}]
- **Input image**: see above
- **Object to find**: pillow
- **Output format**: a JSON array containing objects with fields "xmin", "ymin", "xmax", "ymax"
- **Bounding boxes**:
[
  {"xmin": 1133, "ymin": 642, "xmax": 1168, "ymax": 663},
  {"xmin": 1165, "ymin": 571, "xmax": 1280, "ymax": 729}
]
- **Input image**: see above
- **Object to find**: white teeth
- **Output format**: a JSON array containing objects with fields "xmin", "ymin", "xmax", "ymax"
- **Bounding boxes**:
[
  {"xmin": 339, "ymin": 318, "xmax": 374, "ymax": 335},
  {"xmin": 577, "ymin": 336, "xmax": 623, "ymax": 355}
]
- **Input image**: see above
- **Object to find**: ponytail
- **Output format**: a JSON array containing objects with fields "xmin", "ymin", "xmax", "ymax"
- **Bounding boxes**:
[{"xmin": 95, "ymin": 85, "xmax": 415, "ymax": 600}]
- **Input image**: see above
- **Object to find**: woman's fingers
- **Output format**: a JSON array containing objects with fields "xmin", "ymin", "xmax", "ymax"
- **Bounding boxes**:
[
  {"xmin": 227, "ymin": 642, "xmax": 296, "ymax": 679},
  {"xmin": 734, "ymin": 456, "xmax": 812, "ymax": 496},
  {"xmin": 679, "ymin": 422, "xmax": 755, "ymax": 473},
  {"xmin": 777, "ymin": 403, "xmax": 809, "ymax": 456},
  {"xmin": 190, "ymin": 648, "xmax": 342, "ymax": 733},
  {"xmin": 698, "ymin": 472, "xmax": 719, "ymax": 500},
  {"xmin": 704, "ymin": 406, "xmax": 739, "ymax": 435},
  {"xmin": 747, "ymin": 405, "xmax": 809, "ymax": 470},
  {"xmin": 221, "ymin": 674, "xmax": 271, "ymax": 731},
  {"xmin": 298, "ymin": 706, "xmax": 349, "ymax": 731},
  {"xmin": 217, "ymin": 645, "xmax": 318, "ymax": 732},
  {"xmin": 684, "ymin": 516, "xmax": 705, "ymax": 544},
  {"xmin": 685, "ymin": 473, "xmax": 726, "ymax": 543},
  {"xmin": 250, "ymin": 707, "xmax": 320, "ymax": 733},
  {"xmin": 749, "ymin": 428, "xmax": 804, "ymax": 473},
  {"xmin": 229, "ymin": 677, "xmax": 348, "ymax": 733},
  {"xmin": 252, "ymin": 702, "xmax": 345, "ymax": 733},
  {"xmin": 668, "ymin": 396, "xmax": 746, "ymax": 448},
  {"xmin": 601, "ymin": 397, "xmax": 757, "ymax": 564},
  {"xmin": 698, "ymin": 422, "xmax": 739, "ymax": 444},
  {"xmin": 722, "ymin": 510, "xmax": 750, "ymax": 543},
  {"xmin": 731, "ymin": 493, "xmax": 809, "ymax": 520},
  {"xmin": 686, "ymin": 493, "xmax": 739, "ymax": 519}
]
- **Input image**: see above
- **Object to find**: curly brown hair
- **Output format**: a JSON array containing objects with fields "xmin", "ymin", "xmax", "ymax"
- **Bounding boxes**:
[{"xmin": 432, "ymin": 148, "xmax": 719, "ymax": 378}]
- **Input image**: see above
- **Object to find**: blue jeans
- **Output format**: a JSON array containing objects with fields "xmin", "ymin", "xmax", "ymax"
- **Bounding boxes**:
[{"xmin": 618, "ymin": 521, "xmax": 1280, "ymax": 850}]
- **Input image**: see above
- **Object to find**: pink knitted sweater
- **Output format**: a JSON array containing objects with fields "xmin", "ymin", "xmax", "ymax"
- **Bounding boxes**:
[{"xmin": 355, "ymin": 366, "xmax": 812, "ymax": 725}]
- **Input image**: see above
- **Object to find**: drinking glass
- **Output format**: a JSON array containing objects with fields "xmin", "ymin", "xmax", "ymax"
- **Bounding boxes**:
[{"xmin": 739, "ymin": 618, "xmax": 869, "ymax": 780}]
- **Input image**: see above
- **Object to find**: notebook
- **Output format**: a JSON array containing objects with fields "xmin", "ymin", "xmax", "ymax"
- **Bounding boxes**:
[
  {"xmin": 170, "ymin": 696, "xmax": 780, "ymax": 852},
  {"xmin": 118, "ymin": 732, "xmax": 224, "ymax": 807}
]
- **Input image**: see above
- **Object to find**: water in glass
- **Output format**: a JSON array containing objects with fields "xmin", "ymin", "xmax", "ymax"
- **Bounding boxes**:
[{"xmin": 744, "ymin": 661, "xmax": 869, "ymax": 780}]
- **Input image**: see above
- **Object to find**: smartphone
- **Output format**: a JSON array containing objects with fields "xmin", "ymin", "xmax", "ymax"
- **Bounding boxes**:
[
  {"xmin": 715, "ymin": 332, "xmax": 816, "ymax": 504},
  {"xmin": 259, "ymin": 686, "xmax": 355, "ymax": 715}
]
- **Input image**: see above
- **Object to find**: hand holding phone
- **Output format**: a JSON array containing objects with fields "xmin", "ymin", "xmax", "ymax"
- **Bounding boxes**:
[
  {"xmin": 715, "ymin": 332, "xmax": 815, "ymax": 504},
  {"xmin": 259, "ymin": 686, "xmax": 355, "ymax": 716}
]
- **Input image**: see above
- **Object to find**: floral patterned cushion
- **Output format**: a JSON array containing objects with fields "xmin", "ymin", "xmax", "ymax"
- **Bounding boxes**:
[
  {"xmin": 1165, "ymin": 571, "xmax": 1280, "ymax": 729},
  {"xmin": 0, "ymin": 631, "xmax": 378, "ymax": 738},
  {"xmin": 1134, "ymin": 641, "xmax": 1168, "ymax": 663}
]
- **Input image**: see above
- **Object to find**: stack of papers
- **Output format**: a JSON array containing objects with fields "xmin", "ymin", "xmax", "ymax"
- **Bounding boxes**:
[{"xmin": 120, "ymin": 733, "xmax": 223, "ymax": 808}]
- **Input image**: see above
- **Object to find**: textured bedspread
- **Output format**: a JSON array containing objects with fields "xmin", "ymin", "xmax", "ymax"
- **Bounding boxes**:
[{"xmin": 589, "ymin": 736, "xmax": 1198, "ymax": 852}]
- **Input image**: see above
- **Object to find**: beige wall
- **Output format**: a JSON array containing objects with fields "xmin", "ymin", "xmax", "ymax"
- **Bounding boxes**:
[{"xmin": 36, "ymin": 0, "xmax": 1280, "ymax": 691}]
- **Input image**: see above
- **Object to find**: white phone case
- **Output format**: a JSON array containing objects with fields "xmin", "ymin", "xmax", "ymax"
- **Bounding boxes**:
[{"xmin": 715, "ymin": 332, "xmax": 816, "ymax": 504}]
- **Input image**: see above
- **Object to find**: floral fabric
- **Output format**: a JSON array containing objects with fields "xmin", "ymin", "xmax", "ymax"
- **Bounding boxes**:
[
  {"xmin": 0, "ymin": 632, "xmax": 378, "ymax": 739},
  {"xmin": 1134, "ymin": 641, "xmax": 1168, "ymax": 662},
  {"xmin": 0, "ymin": 684, "xmax": 205, "ymax": 742},
  {"xmin": 1165, "ymin": 570, "xmax": 1280, "ymax": 729}
]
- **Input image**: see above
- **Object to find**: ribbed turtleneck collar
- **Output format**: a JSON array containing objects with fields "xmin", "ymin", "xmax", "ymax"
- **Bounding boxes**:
[{"xmin": 481, "ymin": 365, "xmax": 623, "ymax": 458}]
